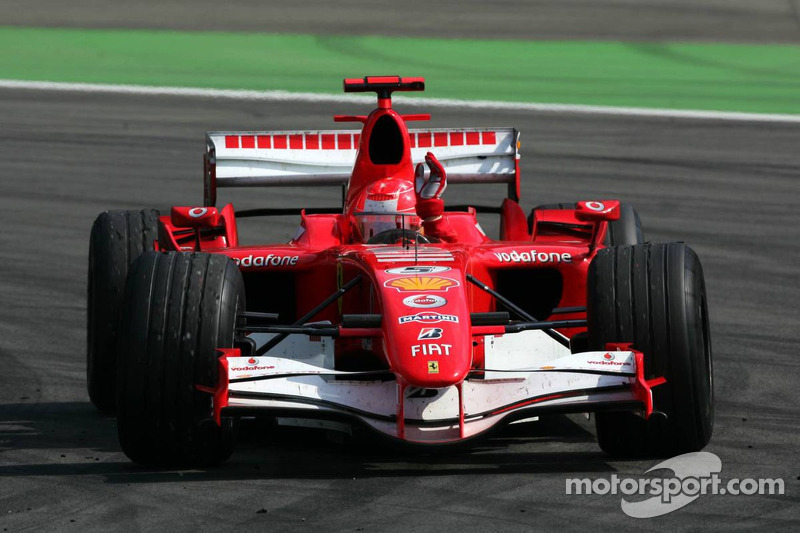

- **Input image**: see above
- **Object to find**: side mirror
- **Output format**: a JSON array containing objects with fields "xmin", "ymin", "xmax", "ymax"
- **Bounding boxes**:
[
  {"xmin": 171, "ymin": 206, "xmax": 221, "ymax": 229},
  {"xmin": 575, "ymin": 200, "xmax": 621, "ymax": 222}
]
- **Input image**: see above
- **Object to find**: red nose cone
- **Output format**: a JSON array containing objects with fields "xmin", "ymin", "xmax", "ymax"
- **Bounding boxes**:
[{"xmin": 377, "ymin": 269, "xmax": 472, "ymax": 388}]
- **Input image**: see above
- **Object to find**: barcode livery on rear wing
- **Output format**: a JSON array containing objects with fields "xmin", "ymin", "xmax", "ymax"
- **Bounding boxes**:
[
  {"xmin": 204, "ymin": 128, "xmax": 520, "ymax": 206},
  {"xmin": 220, "ymin": 130, "xmax": 501, "ymax": 152}
]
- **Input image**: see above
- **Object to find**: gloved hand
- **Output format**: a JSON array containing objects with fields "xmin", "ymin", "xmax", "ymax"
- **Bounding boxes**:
[
  {"xmin": 414, "ymin": 152, "xmax": 447, "ymax": 221},
  {"xmin": 414, "ymin": 152, "xmax": 457, "ymax": 243}
]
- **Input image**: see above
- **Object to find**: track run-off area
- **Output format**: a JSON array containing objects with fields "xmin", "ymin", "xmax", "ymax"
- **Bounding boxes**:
[{"xmin": 1, "ymin": 25, "xmax": 800, "ymax": 114}]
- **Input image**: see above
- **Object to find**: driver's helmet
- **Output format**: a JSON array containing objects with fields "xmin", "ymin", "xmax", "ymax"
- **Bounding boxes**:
[{"xmin": 352, "ymin": 177, "xmax": 421, "ymax": 243}]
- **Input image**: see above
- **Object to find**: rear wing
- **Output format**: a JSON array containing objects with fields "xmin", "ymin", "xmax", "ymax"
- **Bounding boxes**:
[{"xmin": 204, "ymin": 128, "xmax": 520, "ymax": 206}]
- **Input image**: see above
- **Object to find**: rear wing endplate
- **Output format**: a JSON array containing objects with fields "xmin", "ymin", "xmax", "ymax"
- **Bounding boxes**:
[{"xmin": 204, "ymin": 128, "xmax": 520, "ymax": 206}]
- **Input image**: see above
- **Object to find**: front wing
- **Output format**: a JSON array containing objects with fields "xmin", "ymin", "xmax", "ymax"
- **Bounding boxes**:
[{"xmin": 203, "ymin": 346, "xmax": 663, "ymax": 444}]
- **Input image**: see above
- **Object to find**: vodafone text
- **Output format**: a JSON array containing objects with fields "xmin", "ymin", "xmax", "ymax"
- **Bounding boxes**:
[
  {"xmin": 234, "ymin": 254, "xmax": 299, "ymax": 268},
  {"xmin": 494, "ymin": 250, "xmax": 572, "ymax": 263}
]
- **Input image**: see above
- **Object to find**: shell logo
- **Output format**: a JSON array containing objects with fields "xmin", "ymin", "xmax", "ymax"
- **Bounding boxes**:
[{"xmin": 384, "ymin": 276, "xmax": 459, "ymax": 293}]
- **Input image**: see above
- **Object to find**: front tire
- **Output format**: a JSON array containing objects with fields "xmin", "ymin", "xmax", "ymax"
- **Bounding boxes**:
[
  {"xmin": 588, "ymin": 243, "xmax": 714, "ymax": 457},
  {"xmin": 87, "ymin": 209, "xmax": 159, "ymax": 412},
  {"xmin": 116, "ymin": 251, "xmax": 244, "ymax": 466}
]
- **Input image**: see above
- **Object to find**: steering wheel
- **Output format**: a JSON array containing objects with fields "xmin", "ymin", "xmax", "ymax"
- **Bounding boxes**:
[{"xmin": 367, "ymin": 228, "xmax": 432, "ymax": 245}]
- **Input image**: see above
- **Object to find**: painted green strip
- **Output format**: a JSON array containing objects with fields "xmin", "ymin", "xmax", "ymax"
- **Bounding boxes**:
[{"xmin": 2, "ymin": 27, "xmax": 800, "ymax": 114}]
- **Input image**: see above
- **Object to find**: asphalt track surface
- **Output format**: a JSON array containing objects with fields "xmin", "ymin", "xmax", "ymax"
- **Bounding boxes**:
[
  {"xmin": 2, "ymin": 2, "xmax": 800, "ymax": 532},
  {"xmin": 5, "ymin": 0, "xmax": 800, "ymax": 43},
  {"xmin": 1, "ymin": 87, "xmax": 799, "ymax": 531}
]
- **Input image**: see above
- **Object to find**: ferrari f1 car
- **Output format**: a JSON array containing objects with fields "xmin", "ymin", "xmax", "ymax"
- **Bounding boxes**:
[{"xmin": 87, "ymin": 76, "xmax": 713, "ymax": 465}]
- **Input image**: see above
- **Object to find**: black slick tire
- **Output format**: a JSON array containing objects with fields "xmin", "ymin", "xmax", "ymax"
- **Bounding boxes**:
[
  {"xmin": 588, "ymin": 242, "xmax": 714, "ymax": 457},
  {"xmin": 605, "ymin": 203, "xmax": 643, "ymax": 246},
  {"xmin": 116, "ymin": 251, "xmax": 244, "ymax": 466},
  {"xmin": 87, "ymin": 209, "xmax": 159, "ymax": 412}
]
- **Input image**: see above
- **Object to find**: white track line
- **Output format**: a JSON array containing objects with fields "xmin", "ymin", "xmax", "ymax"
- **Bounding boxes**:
[{"xmin": 2, "ymin": 79, "xmax": 800, "ymax": 123}]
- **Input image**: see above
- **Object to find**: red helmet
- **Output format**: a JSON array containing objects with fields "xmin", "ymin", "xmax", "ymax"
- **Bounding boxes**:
[{"xmin": 352, "ymin": 178, "xmax": 421, "ymax": 243}]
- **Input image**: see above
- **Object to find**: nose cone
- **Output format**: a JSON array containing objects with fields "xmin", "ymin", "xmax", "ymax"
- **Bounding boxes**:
[{"xmin": 377, "ymin": 267, "xmax": 472, "ymax": 387}]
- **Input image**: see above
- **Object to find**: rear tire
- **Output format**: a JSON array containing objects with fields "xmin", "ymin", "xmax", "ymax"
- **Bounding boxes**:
[
  {"xmin": 588, "ymin": 243, "xmax": 714, "ymax": 457},
  {"xmin": 116, "ymin": 251, "xmax": 244, "ymax": 466},
  {"xmin": 605, "ymin": 203, "xmax": 643, "ymax": 246},
  {"xmin": 87, "ymin": 209, "xmax": 159, "ymax": 412}
]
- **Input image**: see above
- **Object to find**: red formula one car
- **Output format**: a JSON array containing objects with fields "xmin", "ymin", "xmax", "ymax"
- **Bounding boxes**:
[{"xmin": 87, "ymin": 76, "xmax": 713, "ymax": 465}]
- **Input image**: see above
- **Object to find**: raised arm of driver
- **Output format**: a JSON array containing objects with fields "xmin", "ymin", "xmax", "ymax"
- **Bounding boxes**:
[{"xmin": 415, "ymin": 152, "xmax": 457, "ymax": 243}]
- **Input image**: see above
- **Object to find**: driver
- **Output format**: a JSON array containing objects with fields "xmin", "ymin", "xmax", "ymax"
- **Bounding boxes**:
[
  {"xmin": 352, "ymin": 152, "xmax": 456, "ymax": 244},
  {"xmin": 352, "ymin": 177, "xmax": 421, "ymax": 243}
]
